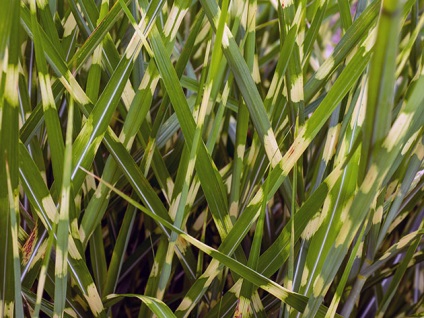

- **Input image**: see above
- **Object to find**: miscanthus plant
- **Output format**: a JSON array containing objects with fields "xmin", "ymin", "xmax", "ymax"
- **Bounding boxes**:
[{"xmin": 0, "ymin": 0, "xmax": 423, "ymax": 316}]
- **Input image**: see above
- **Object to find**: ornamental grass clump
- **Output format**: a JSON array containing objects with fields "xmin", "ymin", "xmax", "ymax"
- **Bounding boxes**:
[{"xmin": 0, "ymin": 0, "xmax": 423, "ymax": 317}]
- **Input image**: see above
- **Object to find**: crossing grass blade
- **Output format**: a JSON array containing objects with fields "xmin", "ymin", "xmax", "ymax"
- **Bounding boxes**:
[
  {"xmin": 82, "ymin": 167, "xmax": 339, "ymax": 317},
  {"xmin": 104, "ymin": 294, "xmax": 177, "ymax": 318},
  {"xmin": 19, "ymin": 142, "xmax": 106, "ymax": 317},
  {"xmin": 1, "ymin": 0, "xmax": 423, "ymax": 316}
]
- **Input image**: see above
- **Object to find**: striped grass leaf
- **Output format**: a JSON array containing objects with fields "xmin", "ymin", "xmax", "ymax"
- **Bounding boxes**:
[
  {"xmin": 23, "ymin": 287, "xmax": 76, "ymax": 318},
  {"xmin": 150, "ymin": 24, "xmax": 231, "ymax": 238},
  {"xmin": 238, "ymin": 167, "xmax": 271, "ymax": 317},
  {"xmin": 31, "ymin": 229, "xmax": 59, "ymax": 317},
  {"xmin": 89, "ymin": 4, "xmax": 197, "ymax": 308},
  {"xmin": 295, "ymin": 82, "xmax": 363, "ymax": 313},
  {"xmin": 78, "ymin": 63, "xmax": 159, "ymax": 245},
  {"xmin": 360, "ymin": 0, "xmax": 404, "ymax": 179},
  {"xmin": 96, "ymin": 132, "xmax": 200, "ymax": 294},
  {"xmin": 84, "ymin": 168, "xmax": 339, "ymax": 317},
  {"xmin": 149, "ymin": 18, "xmax": 264, "ymax": 314},
  {"xmin": 85, "ymin": 0, "xmax": 110, "ymax": 103},
  {"xmin": 104, "ymin": 294, "xmax": 177, "ymax": 318},
  {"xmin": 69, "ymin": 33, "xmax": 144, "ymax": 193},
  {"xmin": 304, "ymin": 72, "xmax": 424, "ymax": 316},
  {"xmin": 19, "ymin": 0, "xmax": 135, "ymax": 145},
  {"xmin": 89, "ymin": 224, "xmax": 108, "ymax": 296},
  {"xmin": 211, "ymin": 151, "xmax": 351, "ymax": 316},
  {"xmin": 53, "ymin": 97, "xmax": 74, "ymax": 317},
  {"xmin": 152, "ymin": 39, "xmax": 213, "ymax": 302},
  {"xmin": 324, "ymin": 224, "xmax": 367, "ymax": 318},
  {"xmin": 223, "ymin": 17, "xmax": 375, "ymax": 305},
  {"xmin": 376, "ymin": 232, "xmax": 422, "ymax": 317},
  {"xmin": 376, "ymin": 135, "xmax": 424, "ymax": 250},
  {"xmin": 0, "ymin": 1, "xmax": 21, "ymax": 316},
  {"xmin": 200, "ymin": 0, "xmax": 284, "ymax": 168},
  {"xmin": 5, "ymin": 161, "xmax": 24, "ymax": 317},
  {"xmin": 136, "ymin": 234, "xmax": 169, "ymax": 318},
  {"xmin": 149, "ymin": 0, "xmax": 232, "ymax": 298},
  {"xmin": 19, "ymin": 143, "xmax": 106, "ymax": 317},
  {"xmin": 1, "ymin": 0, "xmax": 422, "ymax": 316},
  {"xmin": 304, "ymin": 0, "xmax": 380, "ymax": 102},
  {"xmin": 174, "ymin": 121, "xmax": 355, "ymax": 316}
]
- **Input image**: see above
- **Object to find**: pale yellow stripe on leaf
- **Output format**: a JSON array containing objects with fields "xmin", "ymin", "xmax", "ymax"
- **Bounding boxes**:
[
  {"xmin": 290, "ymin": 75, "xmax": 303, "ymax": 103},
  {"xmin": 372, "ymin": 206, "xmax": 383, "ymax": 225},
  {"xmin": 313, "ymin": 276, "xmax": 324, "ymax": 297},
  {"xmin": 62, "ymin": 72, "xmax": 91, "ymax": 105},
  {"xmin": 335, "ymin": 217, "xmax": 352, "ymax": 247},
  {"xmin": 55, "ymin": 247, "xmax": 65, "ymax": 278},
  {"xmin": 301, "ymin": 266, "xmax": 309, "ymax": 287},
  {"xmin": 362, "ymin": 28, "xmax": 377, "ymax": 54},
  {"xmin": 163, "ymin": 6, "xmax": 179, "ymax": 38},
  {"xmin": 361, "ymin": 164, "xmax": 379, "ymax": 194},
  {"xmin": 315, "ymin": 57, "xmax": 335, "ymax": 80},
  {"xmin": 4, "ymin": 301, "xmax": 14, "ymax": 317},
  {"xmin": 253, "ymin": 55, "xmax": 261, "ymax": 83},
  {"xmin": 63, "ymin": 14, "xmax": 77, "ymax": 37},
  {"xmin": 42, "ymin": 196, "xmax": 58, "ymax": 222},
  {"xmin": 68, "ymin": 238, "xmax": 82, "ymax": 260},
  {"xmin": 178, "ymin": 297, "xmax": 192, "ymax": 311},
  {"xmin": 383, "ymin": 113, "xmax": 412, "ymax": 152},
  {"xmin": 85, "ymin": 283, "xmax": 104, "ymax": 316},
  {"xmin": 264, "ymin": 129, "xmax": 283, "ymax": 168},
  {"xmin": 323, "ymin": 124, "xmax": 340, "ymax": 164},
  {"xmin": 5, "ymin": 65, "xmax": 18, "ymax": 105},
  {"xmin": 221, "ymin": 26, "xmax": 233, "ymax": 48},
  {"xmin": 301, "ymin": 212, "xmax": 324, "ymax": 240}
]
